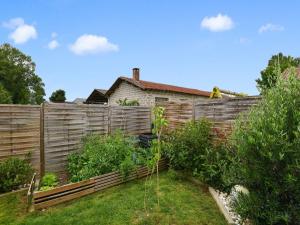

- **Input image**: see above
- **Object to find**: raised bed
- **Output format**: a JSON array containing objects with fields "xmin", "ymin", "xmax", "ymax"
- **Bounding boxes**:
[{"xmin": 31, "ymin": 159, "xmax": 168, "ymax": 210}]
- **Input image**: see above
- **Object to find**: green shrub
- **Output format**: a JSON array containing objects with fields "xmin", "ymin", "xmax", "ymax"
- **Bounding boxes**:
[
  {"xmin": 195, "ymin": 142, "xmax": 236, "ymax": 193},
  {"xmin": 40, "ymin": 173, "xmax": 58, "ymax": 191},
  {"xmin": 67, "ymin": 131, "xmax": 144, "ymax": 182},
  {"xmin": 231, "ymin": 70, "xmax": 300, "ymax": 224},
  {"xmin": 164, "ymin": 119, "xmax": 212, "ymax": 171},
  {"xmin": 164, "ymin": 119, "xmax": 236, "ymax": 192},
  {"xmin": 0, "ymin": 157, "xmax": 33, "ymax": 193}
]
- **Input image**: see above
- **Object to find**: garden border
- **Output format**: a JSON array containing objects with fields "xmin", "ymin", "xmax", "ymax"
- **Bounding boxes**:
[{"xmin": 31, "ymin": 159, "xmax": 168, "ymax": 210}]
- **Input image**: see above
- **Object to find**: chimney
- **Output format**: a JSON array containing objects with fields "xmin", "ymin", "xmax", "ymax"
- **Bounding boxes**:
[{"xmin": 132, "ymin": 68, "xmax": 140, "ymax": 81}]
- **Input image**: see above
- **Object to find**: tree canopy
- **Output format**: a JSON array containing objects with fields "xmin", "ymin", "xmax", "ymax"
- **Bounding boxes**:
[
  {"xmin": 49, "ymin": 89, "xmax": 66, "ymax": 103},
  {"xmin": 256, "ymin": 53, "xmax": 300, "ymax": 93},
  {"xmin": 0, "ymin": 83, "xmax": 12, "ymax": 104},
  {"xmin": 0, "ymin": 43, "xmax": 45, "ymax": 104}
]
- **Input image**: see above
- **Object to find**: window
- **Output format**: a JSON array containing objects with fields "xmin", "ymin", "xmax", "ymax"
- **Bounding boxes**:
[{"xmin": 155, "ymin": 97, "xmax": 169, "ymax": 103}]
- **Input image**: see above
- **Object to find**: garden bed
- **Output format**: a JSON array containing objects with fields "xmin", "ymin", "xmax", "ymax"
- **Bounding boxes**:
[{"xmin": 30, "ymin": 159, "xmax": 168, "ymax": 210}]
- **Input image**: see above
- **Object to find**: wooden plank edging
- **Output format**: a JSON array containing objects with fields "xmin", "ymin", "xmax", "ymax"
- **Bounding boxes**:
[{"xmin": 32, "ymin": 159, "xmax": 168, "ymax": 210}]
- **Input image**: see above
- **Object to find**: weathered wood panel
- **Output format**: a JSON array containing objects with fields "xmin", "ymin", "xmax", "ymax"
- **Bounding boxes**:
[
  {"xmin": 43, "ymin": 104, "xmax": 151, "ymax": 175},
  {"xmin": 43, "ymin": 103, "xmax": 109, "ymax": 174},
  {"xmin": 0, "ymin": 105, "xmax": 40, "ymax": 173},
  {"xmin": 157, "ymin": 102, "xmax": 194, "ymax": 130},
  {"xmin": 33, "ymin": 159, "xmax": 167, "ymax": 210},
  {"xmin": 110, "ymin": 106, "xmax": 151, "ymax": 135},
  {"xmin": 195, "ymin": 96, "xmax": 261, "ymax": 138}
]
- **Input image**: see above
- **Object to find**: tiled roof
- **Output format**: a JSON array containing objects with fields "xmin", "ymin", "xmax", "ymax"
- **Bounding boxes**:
[
  {"xmin": 106, "ymin": 77, "xmax": 210, "ymax": 97},
  {"xmin": 95, "ymin": 89, "xmax": 107, "ymax": 94}
]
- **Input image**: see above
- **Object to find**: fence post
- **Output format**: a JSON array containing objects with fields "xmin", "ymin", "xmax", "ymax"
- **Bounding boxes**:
[
  {"xmin": 108, "ymin": 106, "xmax": 111, "ymax": 135},
  {"xmin": 40, "ymin": 103, "xmax": 45, "ymax": 178},
  {"xmin": 192, "ymin": 102, "xmax": 196, "ymax": 121}
]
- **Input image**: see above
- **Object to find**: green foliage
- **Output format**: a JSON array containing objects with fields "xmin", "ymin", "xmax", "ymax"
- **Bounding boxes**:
[
  {"xmin": 49, "ymin": 89, "xmax": 66, "ymax": 103},
  {"xmin": 0, "ymin": 43, "xmax": 45, "ymax": 104},
  {"xmin": 231, "ymin": 68, "xmax": 300, "ymax": 224},
  {"xmin": 164, "ymin": 119, "xmax": 234, "ymax": 192},
  {"xmin": 67, "ymin": 131, "xmax": 142, "ymax": 182},
  {"xmin": 40, "ymin": 173, "xmax": 58, "ymax": 191},
  {"xmin": 116, "ymin": 98, "xmax": 140, "ymax": 106},
  {"xmin": 0, "ymin": 157, "xmax": 33, "ymax": 193},
  {"xmin": 145, "ymin": 107, "xmax": 168, "ymax": 207},
  {"xmin": 256, "ymin": 52, "xmax": 300, "ymax": 94},
  {"xmin": 210, "ymin": 86, "xmax": 222, "ymax": 98},
  {"xmin": 195, "ymin": 142, "xmax": 236, "ymax": 193},
  {"xmin": 0, "ymin": 83, "xmax": 12, "ymax": 104},
  {"xmin": 164, "ymin": 119, "xmax": 212, "ymax": 171}
]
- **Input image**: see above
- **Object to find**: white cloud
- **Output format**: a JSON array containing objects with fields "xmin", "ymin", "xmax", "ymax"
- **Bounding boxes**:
[
  {"xmin": 2, "ymin": 17, "xmax": 24, "ymax": 29},
  {"xmin": 3, "ymin": 18, "xmax": 37, "ymax": 44},
  {"xmin": 201, "ymin": 14, "xmax": 234, "ymax": 32},
  {"xmin": 48, "ymin": 40, "xmax": 59, "ymax": 50},
  {"xmin": 70, "ymin": 34, "xmax": 118, "ymax": 55},
  {"xmin": 10, "ymin": 24, "xmax": 37, "ymax": 44},
  {"xmin": 259, "ymin": 23, "xmax": 284, "ymax": 33}
]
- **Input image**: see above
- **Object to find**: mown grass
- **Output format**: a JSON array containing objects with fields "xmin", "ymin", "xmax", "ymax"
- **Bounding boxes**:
[{"xmin": 0, "ymin": 171, "xmax": 227, "ymax": 225}]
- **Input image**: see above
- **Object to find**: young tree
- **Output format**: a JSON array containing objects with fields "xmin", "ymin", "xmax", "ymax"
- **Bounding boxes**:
[
  {"xmin": 0, "ymin": 83, "xmax": 12, "ymax": 104},
  {"xmin": 256, "ymin": 53, "xmax": 300, "ymax": 93},
  {"xmin": 49, "ymin": 89, "xmax": 66, "ymax": 103},
  {"xmin": 0, "ymin": 43, "xmax": 45, "ymax": 104}
]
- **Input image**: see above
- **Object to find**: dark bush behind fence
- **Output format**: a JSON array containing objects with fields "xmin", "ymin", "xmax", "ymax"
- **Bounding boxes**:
[{"xmin": 0, "ymin": 96, "xmax": 260, "ymax": 177}]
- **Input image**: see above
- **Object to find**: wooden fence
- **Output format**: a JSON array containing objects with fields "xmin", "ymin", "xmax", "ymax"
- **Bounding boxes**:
[
  {"xmin": 158, "ymin": 97, "xmax": 260, "ymax": 137},
  {"xmin": 0, "ymin": 103, "xmax": 152, "ymax": 176},
  {"xmin": 0, "ymin": 105, "xmax": 40, "ymax": 173},
  {"xmin": 0, "ymin": 98, "xmax": 260, "ymax": 176},
  {"xmin": 195, "ymin": 96, "xmax": 261, "ymax": 137},
  {"xmin": 43, "ymin": 104, "xmax": 151, "ymax": 175},
  {"xmin": 158, "ymin": 101, "xmax": 194, "ymax": 130},
  {"xmin": 32, "ymin": 159, "xmax": 168, "ymax": 210}
]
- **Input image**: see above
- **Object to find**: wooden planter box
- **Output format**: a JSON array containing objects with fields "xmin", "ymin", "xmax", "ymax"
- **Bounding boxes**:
[{"xmin": 29, "ymin": 159, "xmax": 168, "ymax": 210}]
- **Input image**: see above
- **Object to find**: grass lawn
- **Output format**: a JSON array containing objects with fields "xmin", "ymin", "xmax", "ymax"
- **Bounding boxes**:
[{"xmin": 0, "ymin": 171, "xmax": 227, "ymax": 225}]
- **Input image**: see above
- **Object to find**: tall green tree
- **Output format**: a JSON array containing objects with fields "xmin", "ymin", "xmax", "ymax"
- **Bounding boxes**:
[
  {"xmin": 232, "ymin": 68, "xmax": 300, "ymax": 224},
  {"xmin": 0, "ymin": 83, "xmax": 12, "ymax": 104},
  {"xmin": 49, "ymin": 89, "xmax": 66, "ymax": 103},
  {"xmin": 256, "ymin": 53, "xmax": 300, "ymax": 94},
  {"xmin": 0, "ymin": 43, "xmax": 45, "ymax": 104}
]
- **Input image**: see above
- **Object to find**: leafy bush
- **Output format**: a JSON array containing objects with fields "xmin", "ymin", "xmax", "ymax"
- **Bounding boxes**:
[
  {"xmin": 0, "ymin": 157, "xmax": 33, "ymax": 193},
  {"xmin": 164, "ymin": 119, "xmax": 212, "ymax": 171},
  {"xmin": 164, "ymin": 119, "xmax": 235, "ymax": 192},
  {"xmin": 67, "ymin": 131, "xmax": 144, "ymax": 182},
  {"xmin": 40, "ymin": 173, "xmax": 58, "ymax": 191},
  {"xmin": 116, "ymin": 98, "xmax": 139, "ymax": 106},
  {"xmin": 231, "ymin": 70, "xmax": 300, "ymax": 224},
  {"xmin": 195, "ymin": 142, "xmax": 236, "ymax": 193}
]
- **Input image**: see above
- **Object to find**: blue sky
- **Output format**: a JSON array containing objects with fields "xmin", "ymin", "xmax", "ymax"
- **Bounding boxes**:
[{"xmin": 1, "ymin": 0, "xmax": 299, "ymax": 101}]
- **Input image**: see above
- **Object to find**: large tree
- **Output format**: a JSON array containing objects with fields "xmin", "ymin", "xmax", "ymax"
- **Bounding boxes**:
[
  {"xmin": 256, "ymin": 53, "xmax": 300, "ymax": 94},
  {"xmin": 49, "ymin": 89, "xmax": 66, "ymax": 103},
  {"xmin": 0, "ymin": 83, "xmax": 12, "ymax": 104},
  {"xmin": 0, "ymin": 43, "xmax": 45, "ymax": 104}
]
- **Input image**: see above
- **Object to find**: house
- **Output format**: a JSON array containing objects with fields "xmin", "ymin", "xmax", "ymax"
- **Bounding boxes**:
[
  {"xmin": 105, "ymin": 68, "xmax": 211, "ymax": 106},
  {"xmin": 73, "ymin": 98, "xmax": 86, "ymax": 104},
  {"xmin": 85, "ymin": 89, "xmax": 108, "ymax": 104}
]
